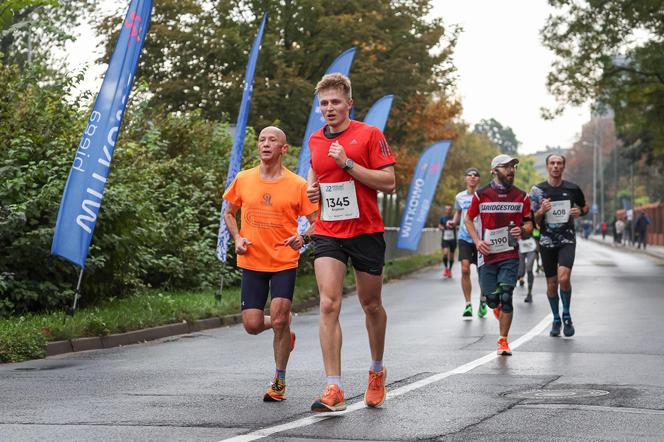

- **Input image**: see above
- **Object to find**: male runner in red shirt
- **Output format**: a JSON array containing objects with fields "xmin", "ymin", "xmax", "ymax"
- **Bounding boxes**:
[
  {"xmin": 306, "ymin": 73, "xmax": 396, "ymax": 412},
  {"xmin": 465, "ymin": 154, "xmax": 533, "ymax": 355}
]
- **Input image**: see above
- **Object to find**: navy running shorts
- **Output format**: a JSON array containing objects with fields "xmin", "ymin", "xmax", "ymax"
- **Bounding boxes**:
[
  {"xmin": 458, "ymin": 240, "xmax": 477, "ymax": 265},
  {"xmin": 240, "ymin": 268, "xmax": 296, "ymax": 310}
]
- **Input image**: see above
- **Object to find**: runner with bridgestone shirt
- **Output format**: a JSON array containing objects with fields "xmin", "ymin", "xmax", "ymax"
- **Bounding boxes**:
[
  {"xmin": 530, "ymin": 154, "xmax": 588, "ymax": 337},
  {"xmin": 465, "ymin": 154, "xmax": 533, "ymax": 355}
]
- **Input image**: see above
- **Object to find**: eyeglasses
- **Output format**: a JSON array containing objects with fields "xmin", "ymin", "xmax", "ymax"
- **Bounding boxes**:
[
  {"xmin": 496, "ymin": 164, "xmax": 517, "ymax": 170},
  {"xmin": 465, "ymin": 173, "xmax": 480, "ymax": 177}
]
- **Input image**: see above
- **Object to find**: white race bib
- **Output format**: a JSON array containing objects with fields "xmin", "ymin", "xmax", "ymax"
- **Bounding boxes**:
[
  {"xmin": 484, "ymin": 227, "xmax": 512, "ymax": 254},
  {"xmin": 320, "ymin": 180, "xmax": 360, "ymax": 221},
  {"xmin": 546, "ymin": 200, "xmax": 571, "ymax": 224},
  {"xmin": 443, "ymin": 229, "xmax": 455, "ymax": 241},
  {"xmin": 518, "ymin": 237, "xmax": 536, "ymax": 254}
]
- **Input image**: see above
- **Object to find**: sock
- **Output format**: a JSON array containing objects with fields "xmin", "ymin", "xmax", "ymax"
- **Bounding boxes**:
[
  {"xmin": 443, "ymin": 256, "xmax": 448, "ymax": 268},
  {"xmin": 449, "ymin": 258, "xmax": 454, "ymax": 270},
  {"xmin": 560, "ymin": 289, "xmax": 572, "ymax": 315},
  {"xmin": 370, "ymin": 360, "xmax": 383, "ymax": 372},
  {"xmin": 327, "ymin": 375, "xmax": 342, "ymax": 389},
  {"xmin": 548, "ymin": 294, "xmax": 561, "ymax": 321},
  {"xmin": 275, "ymin": 368, "xmax": 286, "ymax": 383}
]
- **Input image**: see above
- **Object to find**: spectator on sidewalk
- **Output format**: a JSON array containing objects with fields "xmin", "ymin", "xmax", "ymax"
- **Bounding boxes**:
[
  {"xmin": 635, "ymin": 212, "xmax": 652, "ymax": 249},
  {"xmin": 601, "ymin": 222, "xmax": 608, "ymax": 240},
  {"xmin": 612, "ymin": 217, "xmax": 618, "ymax": 244}
]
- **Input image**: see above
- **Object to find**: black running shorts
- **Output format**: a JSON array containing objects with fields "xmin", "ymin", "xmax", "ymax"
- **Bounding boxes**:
[
  {"xmin": 457, "ymin": 240, "xmax": 477, "ymax": 265},
  {"xmin": 540, "ymin": 243, "xmax": 576, "ymax": 278},
  {"xmin": 441, "ymin": 239, "xmax": 457, "ymax": 252},
  {"xmin": 312, "ymin": 233, "xmax": 386, "ymax": 276},
  {"xmin": 240, "ymin": 268, "xmax": 296, "ymax": 310}
]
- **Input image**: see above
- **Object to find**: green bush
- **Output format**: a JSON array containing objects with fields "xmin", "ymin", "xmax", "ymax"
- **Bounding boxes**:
[
  {"xmin": 0, "ymin": 63, "xmax": 267, "ymax": 315},
  {"xmin": 0, "ymin": 318, "xmax": 47, "ymax": 363}
]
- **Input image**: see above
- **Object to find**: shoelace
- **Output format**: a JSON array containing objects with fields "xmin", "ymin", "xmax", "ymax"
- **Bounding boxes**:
[
  {"xmin": 271, "ymin": 379, "xmax": 285, "ymax": 392},
  {"xmin": 368, "ymin": 372, "xmax": 383, "ymax": 390}
]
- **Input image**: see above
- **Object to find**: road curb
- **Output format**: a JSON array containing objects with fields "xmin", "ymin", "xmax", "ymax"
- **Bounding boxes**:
[
  {"xmin": 45, "ymin": 285, "xmax": 360, "ymax": 358},
  {"xmin": 46, "ymin": 314, "xmax": 243, "ymax": 357}
]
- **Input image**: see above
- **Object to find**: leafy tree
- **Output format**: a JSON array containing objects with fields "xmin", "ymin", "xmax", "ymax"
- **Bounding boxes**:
[
  {"xmin": 541, "ymin": 0, "xmax": 664, "ymax": 185},
  {"xmin": 96, "ymin": 0, "xmax": 458, "ymax": 150},
  {"xmin": 1, "ymin": 0, "xmax": 94, "ymax": 68},
  {"xmin": 473, "ymin": 118, "xmax": 520, "ymax": 155}
]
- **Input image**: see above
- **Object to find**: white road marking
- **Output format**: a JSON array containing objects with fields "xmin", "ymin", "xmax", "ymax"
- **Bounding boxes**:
[{"xmin": 220, "ymin": 315, "xmax": 551, "ymax": 442}]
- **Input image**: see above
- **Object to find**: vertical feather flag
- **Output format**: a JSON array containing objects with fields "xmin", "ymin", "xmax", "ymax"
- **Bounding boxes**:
[
  {"xmin": 363, "ymin": 95, "xmax": 394, "ymax": 132},
  {"xmin": 51, "ymin": 0, "xmax": 152, "ymax": 267},
  {"xmin": 397, "ymin": 141, "xmax": 453, "ymax": 251},
  {"xmin": 215, "ymin": 13, "xmax": 268, "ymax": 262}
]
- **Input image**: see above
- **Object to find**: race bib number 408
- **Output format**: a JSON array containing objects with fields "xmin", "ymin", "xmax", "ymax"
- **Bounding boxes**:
[
  {"xmin": 546, "ymin": 200, "xmax": 571, "ymax": 224},
  {"xmin": 320, "ymin": 180, "xmax": 360, "ymax": 221}
]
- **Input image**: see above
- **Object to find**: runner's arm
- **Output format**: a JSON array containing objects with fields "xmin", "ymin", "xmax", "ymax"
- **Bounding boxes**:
[
  {"xmin": 223, "ymin": 201, "xmax": 251, "ymax": 254},
  {"xmin": 306, "ymin": 168, "xmax": 320, "ymax": 204},
  {"xmin": 346, "ymin": 164, "xmax": 396, "ymax": 194},
  {"xmin": 450, "ymin": 209, "xmax": 462, "ymax": 227}
]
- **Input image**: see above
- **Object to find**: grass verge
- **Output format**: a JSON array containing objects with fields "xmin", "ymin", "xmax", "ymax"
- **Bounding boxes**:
[{"xmin": 0, "ymin": 251, "xmax": 441, "ymax": 363}]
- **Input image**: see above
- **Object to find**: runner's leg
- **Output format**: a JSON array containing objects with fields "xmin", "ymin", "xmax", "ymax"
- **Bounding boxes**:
[{"xmin": 315, "ymin": 257, "xmax": 346, "ymax": 377}]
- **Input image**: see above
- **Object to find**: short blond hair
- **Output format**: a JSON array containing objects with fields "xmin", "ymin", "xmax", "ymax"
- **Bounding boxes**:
[{"xmin": 315, "ymin": 73, "xmax": 352, "ymax": 99}]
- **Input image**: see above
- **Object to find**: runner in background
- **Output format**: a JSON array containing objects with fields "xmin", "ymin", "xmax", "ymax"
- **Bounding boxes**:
[
  {"xmin": 517, "ymin": 233, "xmax": 537, "ymax": 303},
  {"xmin": 531, "ymin": 154, "xmax": 588, "ymax": 338},
  {"xmin": 448, "ymin": 167, "xmax": 487, "ymax": 318},
  {"xmin": 438, "ymin": 204, "xmax": 456, "ymax": 279},
  {"xmin": 465, "ymin": 154, "xmax": 533, "ymax": 355}
]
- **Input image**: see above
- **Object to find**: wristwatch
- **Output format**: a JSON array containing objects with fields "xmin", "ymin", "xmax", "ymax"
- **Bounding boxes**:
[{"xmin": 343, "ymin": 158, "xmax": 354, "ymax": 171}]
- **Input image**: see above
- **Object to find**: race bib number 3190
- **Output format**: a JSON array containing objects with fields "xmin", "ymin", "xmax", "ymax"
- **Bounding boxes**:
[
  {"xmin": 484, "ymin": 227, "xmax": 512, "ymax": 254},
  {"xmin": 320, "ymin": 180, "xmax": 360, "ymax": 221}
]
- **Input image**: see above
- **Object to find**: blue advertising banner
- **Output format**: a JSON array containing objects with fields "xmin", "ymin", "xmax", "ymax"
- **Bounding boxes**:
[
  {"xmin": 51, "ymin": 0, "xmax": 152, "ymax": 268},
  {"xmin": 296, "ymin": 47, "xmax": 356, "ymax": 179},
  {"xmin": 396, "ymin": 141, "xmax": 452, "ymax": 251},
  {"xmin": 216, "ymin": 13, "xmax": 268, "ymax": 262},
  {"xmin": 363, "ymin": 95, "xmax": 394, "ymax": 132}
]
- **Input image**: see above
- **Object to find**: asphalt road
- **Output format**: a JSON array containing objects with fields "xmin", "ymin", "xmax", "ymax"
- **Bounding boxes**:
[{"xmin": 2, "ymin": 239, "xmax": 664, "ymax": 441}]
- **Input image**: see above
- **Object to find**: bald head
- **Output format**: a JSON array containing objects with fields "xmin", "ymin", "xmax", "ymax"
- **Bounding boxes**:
[{"xmin": 259, "ymin": 126, "xmax": 287, "ymax": 146}]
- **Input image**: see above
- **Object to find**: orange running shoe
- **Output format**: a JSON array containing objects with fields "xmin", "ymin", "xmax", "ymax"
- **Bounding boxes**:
[
  {"xmin": 263, "ymin": 378, "xmax": 286, "ymax": 402},
  {"xmin": 364, "ymin": 368, "xmax": 387, "ymax": 407},
  {"xmin": 311, "ymin": 384, "xmax": 346, "ymax": 412},
  {"xmin": 290, "ymin": 331, "xmax": 296, "ymax": 352},
  {"xmin": 497, "ymin": 337, "xmax": 512, "ymax": 356}
]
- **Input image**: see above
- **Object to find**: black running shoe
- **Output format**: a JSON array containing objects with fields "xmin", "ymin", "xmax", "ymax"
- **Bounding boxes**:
[
  {"xmin": 524, "ymin": 293, "xmax": 532, "ymax": 303},
  {"xmin": 563, "ymin": 317, "xmax": 575, "ymax": 337},
  {"xmin": 550, "ymin": 320, "xmax": 561, "ymax": 337}
]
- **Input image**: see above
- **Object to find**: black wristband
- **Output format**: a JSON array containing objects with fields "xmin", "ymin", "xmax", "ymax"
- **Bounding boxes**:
[{"xmin": 302, "ymin": 234, "xmax": 311, "ymax": 245}]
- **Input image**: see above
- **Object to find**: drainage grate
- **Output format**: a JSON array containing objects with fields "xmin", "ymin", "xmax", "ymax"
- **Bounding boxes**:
[{"xmin": 505, "ymin": 388, "xmax": 610, "ymax": 400}]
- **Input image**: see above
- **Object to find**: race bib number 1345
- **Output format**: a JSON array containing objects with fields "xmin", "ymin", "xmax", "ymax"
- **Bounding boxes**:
[{"xmin": 320, "ymin": 180, "xmax": 360, "ymax": 221}]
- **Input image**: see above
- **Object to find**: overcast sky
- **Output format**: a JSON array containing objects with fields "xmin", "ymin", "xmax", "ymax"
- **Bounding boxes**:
[
  {"xmin": 431, "ymin": 1, "xmax": 589, "ymax": 154},
  {"xmin": 64, "ymin": 1, "xmax": 590, "ymax": 155}
]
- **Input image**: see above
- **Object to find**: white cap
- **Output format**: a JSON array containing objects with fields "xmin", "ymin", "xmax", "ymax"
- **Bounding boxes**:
[{"xmin": 491, "ymin": 154, "xmax": 519, "ymax": 169}]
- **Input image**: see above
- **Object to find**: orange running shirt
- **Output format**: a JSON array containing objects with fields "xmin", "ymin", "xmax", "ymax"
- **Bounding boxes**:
[
  {"xmin": 309, "ymin": 120, "xmax": 396, "ymax": 238},
  {"xmin": 223, "ymin": 166, "xmax": 318, "ymax": 272}
]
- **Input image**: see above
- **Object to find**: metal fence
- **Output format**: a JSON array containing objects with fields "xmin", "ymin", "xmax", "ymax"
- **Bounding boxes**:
[{"xmin": 383, "ymin": 227, "xmax": 441, "ymax": 261}]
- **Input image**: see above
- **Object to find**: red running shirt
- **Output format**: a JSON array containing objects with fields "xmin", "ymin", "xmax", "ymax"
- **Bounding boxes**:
[
  {"xmin": 309, "ymin": 120, "xmax": 396, "ymax": 238},
  {"xmin": 466, "ymin": 183, "xmax": 531, "ymax": 266}
]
